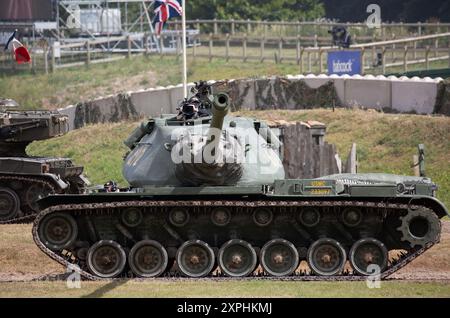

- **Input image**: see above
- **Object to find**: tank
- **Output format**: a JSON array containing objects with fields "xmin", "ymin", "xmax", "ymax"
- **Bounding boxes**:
[
  {"xmin": 0, "ymin": 100, "xmax": 89, "ymax": 223},
  {"xmin": 32, "ymin": 83, "xmax": 448, "ymax": 280}
]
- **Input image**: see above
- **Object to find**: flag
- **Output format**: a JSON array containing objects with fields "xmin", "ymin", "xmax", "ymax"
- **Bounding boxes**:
[
  {"xmin": 4, "ymin": 30, "xmax": 31, "ymax": 64},
  {"xmin": 153, "ymin": 0, "xmax": 183, "ymax": 35}
]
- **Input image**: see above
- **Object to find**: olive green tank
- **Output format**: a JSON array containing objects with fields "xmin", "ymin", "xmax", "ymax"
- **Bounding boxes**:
[
  {"xmin": 32, "ymin": 83, "xmax": 448, "ymax": 280},
  {"xmin": 0, "ymin": 99, "xmax": 89, "ymax": 223}
]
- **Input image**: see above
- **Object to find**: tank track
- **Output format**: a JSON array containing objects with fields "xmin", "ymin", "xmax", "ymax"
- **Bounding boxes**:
[
  {"xmin": 32, "ymin": 199, "xmax": 440, "ymax": 281},
  {"xmin": 0, "ymin": 176, "xmax": 56, "ymax": 224}
]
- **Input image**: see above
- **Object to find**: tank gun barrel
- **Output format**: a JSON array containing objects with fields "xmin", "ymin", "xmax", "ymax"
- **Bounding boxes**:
[{"xmin": 207, "ymin": 93, "xmax": 230, "ymax": 143}]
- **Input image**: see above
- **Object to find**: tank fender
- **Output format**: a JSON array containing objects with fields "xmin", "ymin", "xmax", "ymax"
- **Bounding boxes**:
[
  {"xmin": 398, "ymin": 196, "xmax": 449, "ymax": 218},
  {"xmin": 42, "ymin": 173, "xmax": 69, "ymax": 191}
]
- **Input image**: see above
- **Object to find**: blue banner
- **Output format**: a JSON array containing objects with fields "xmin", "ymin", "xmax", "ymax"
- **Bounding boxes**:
[{"xmin": 327, "ymin": 50, "xmax": 362, "ymax": 75}]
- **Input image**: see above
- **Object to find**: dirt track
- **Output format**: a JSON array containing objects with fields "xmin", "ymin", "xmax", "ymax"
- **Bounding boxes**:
[{"xmin": 0, "ymin": 222, "xmax": 449, "ymax": 283}]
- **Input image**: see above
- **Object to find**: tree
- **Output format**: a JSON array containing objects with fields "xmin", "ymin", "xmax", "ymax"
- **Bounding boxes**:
[{"xmin": 186, "ymin": 0, "xmax": 325, "ymax": 21}]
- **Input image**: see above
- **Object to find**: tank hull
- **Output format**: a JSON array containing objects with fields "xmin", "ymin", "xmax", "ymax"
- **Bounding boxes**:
[{"xmin": 33, "ymin": 175, "xmax": 448, "ymax": 280}]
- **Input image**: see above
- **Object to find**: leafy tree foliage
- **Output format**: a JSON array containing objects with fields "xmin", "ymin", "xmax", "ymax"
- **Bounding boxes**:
[{"xmin": 186, "ymin": 0, "xmax": 325, "ymax": 21}]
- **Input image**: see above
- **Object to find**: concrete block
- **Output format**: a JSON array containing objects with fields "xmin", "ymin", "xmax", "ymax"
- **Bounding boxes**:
[
  {"xmin": 344, "ymin": 78, "xmax": 391, "ymax": 110},
  {"xmin": 58, "ymin": 105, "xmax": 77, "ymax": 131},
  {"xmin": 130, "ymin": 87, "xmax": 171, "ymax": 116},
  {"xmin": 391, "ymin": 79, "xmax": 438, "ymax": 114}
]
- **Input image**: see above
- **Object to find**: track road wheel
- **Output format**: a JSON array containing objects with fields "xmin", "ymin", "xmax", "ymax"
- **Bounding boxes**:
[
  {"xmin": 349, "ymin": 238, "xmax": 388, "ymax": 276},
  {"xmin": 87, "ymin": 240, "xmax": 127, "ymax": 278},
  {"xmin": 307, "ymin": 238, "xmax": 346, "ymax": 276},
  {"xmin": 0, "ymin": 187, "xmax": 20, "ymax": 222},
  {"xmin": 128, "ymin": 240, "xmax": 168, "ymax": 278},
  {"xmin": 176, "ymin": 240, "xmax": 215, "ymax": 278},
  {"xmin": 260, "ymin": 239, "xmax": 299, "ymax": 277},
  {"xmin": 218, "ymin": 239, "xmax": 257, "ymax": 277},
  {"xmin": 24, "ymin": 183, "xmax": 52, "ymax": 213},
  {"xmin": 38, "ymin": 212, "xmax": 78, "ymax": 251}
]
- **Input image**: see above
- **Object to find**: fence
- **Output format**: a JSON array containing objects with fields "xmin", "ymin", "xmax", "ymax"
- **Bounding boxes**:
[
  {"xmin": 168, "ymin": 19, "xmax": 450, "ymax": 44},
  {"xmin": 1, "ymin": 27, "xmax": 449, "ymax": 75}
]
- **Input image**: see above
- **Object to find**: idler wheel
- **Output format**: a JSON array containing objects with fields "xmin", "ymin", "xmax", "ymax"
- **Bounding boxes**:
[
  {"xmin": 128, "ymin": 240, "xmax": 168, "ymax": 278},
  {"xmin": 176, "ymin": 240, "xmax": 215, "ymax": 278},
  {"xmin": 341, "ymin": 207, "xmax": 363, "ymax": 227},
  {"xmin": 218, "ymin": 239, "xmax": 257, "ymax": 277},
  {"xmin": 252, "ymin": 208, "xmax": 273, "ymax": 227},
  {"xmin": 299, "ymin": 208, "xmax": 321, "ymax": 227},
  {"xmin": 349, "ymin": 238, "xmax": 388, "ymax": 275},
  {"xmin": 121, "ymin": 208, "xmax": 143, "ymax": 228},
  {"xmin": 87, "ymin": 240, "xmax": 127, "ymax": 278},
  {"xmin": 0, "ymin": 187, "xmax": 20, "ymax": 221},
  {"xmin": 260, "ymin": 239, "xmax": 299, "ymax": 276},
  {"xmin": 38, "ymin": 212, "xmax": 78, "ymax": 251},
  {"xmin": 211, "ymin": 207, "xmax": 232, "ymax": 227},
  {"xmin": 169, "ymin": 208, "xmax": 190, "ymax": 227},
  {"xmin": 397, "ymin": 208, "xmax": 441, "ymax": 248},
  {"xmin": 307, "ymin": 238, "xmax": 346, "ymax": 276}
]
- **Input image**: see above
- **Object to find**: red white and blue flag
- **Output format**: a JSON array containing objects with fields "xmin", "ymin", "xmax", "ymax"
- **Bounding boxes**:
[
  {"xmin": 153, "ymin": 0, "xmax": 183, "ymax": 35},
  {"xmin": 4, "ymin": 30, "xmax": 31, "ymax": 64}
]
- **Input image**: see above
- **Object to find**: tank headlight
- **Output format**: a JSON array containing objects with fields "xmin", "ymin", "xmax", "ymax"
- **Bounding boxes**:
[{"xmin": 42, "ymin": 164, "xmax": 50, "ymax": 173}]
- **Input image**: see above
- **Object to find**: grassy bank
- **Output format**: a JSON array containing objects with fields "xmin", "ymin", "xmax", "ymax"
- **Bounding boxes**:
[
  {"xmin": 1, "ymin": 54, "xmax": 447, "ymax": 110},
  {"xmin": 0, "ymin": 56, "xmax": 301, "ymax": 110}
]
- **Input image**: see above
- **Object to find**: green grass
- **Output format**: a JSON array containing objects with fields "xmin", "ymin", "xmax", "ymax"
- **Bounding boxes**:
[
  {"xmin": 0, "ymin": 55, "xmax": 303, "ymax": 110},
  {"xmin": 0, "ymin": 280, "xmax": 449, "ymax": 298},
  {"xmin": 27, "ymin": 108, "xmax": 450, "ymax": 209},
  {"xmin": 1, "ymin": 54, "xmax": 447, "ymax": 110}
]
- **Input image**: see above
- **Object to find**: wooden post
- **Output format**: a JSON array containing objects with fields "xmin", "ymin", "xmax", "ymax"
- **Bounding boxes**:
[
  {"xmin": 192, "ymin": 36, "xmax": 196, "ymax": 60},
  {"xmin": 296, "ymin": 36, "xmax": 301, "ymax": 65},
  {"xmin": 418, "ymin": 22, "xmax": 422, "ymax": 36},
  {"xmin": 425, "ymin": 45, "xmax": 430, "ymax": 70},
  {"xmin": 209, "ymin": 33, "xmax": 213, "ymax": 62},
  {"xmin": 44, "ymin": 46, "xmax": 48, "ymax": 74},
  {"xmin": 434, "ymin": 38, "xmax": 439, "ymax": 58},
  {"xmin": 51, "ymin": 43, "xmax": 56, "ymax": 73},
  {"xmin": 247, "ymin": 19, "xmax": 251, "ymax": 34},
  {"xmin": 318, "ymin": 49, "xmax": 323, "ymax": 73},
  {"xmin": 307, "ymin": 51, "xmax": 312, "ymax": 73},
  {"xmin": 213, "ymin": 19, "xmax": 218, "ymax": 35},
  {"xmin": 413, "ymin": 41, "xmax": 417, "ymax": 60},
  {"xmin": 413, "ymin": 155, "xmax": 420, "ymax": 177},
  {"xmin": 260, "ymin": 36, "xmax": 265, "ymax": 63},
  {"xmin": 127, "ymin": 35, "xmax": 131, "ymax": 59},
  {"xmin": 231, "ymin": 19, "xmax": 235, "ymax": 35},
  {"xmin": 264, "ymin": 21, "xmax": 268, "ymax": 38},
  {"xmin": 86, "ymin": 40, "xmax": 91, "ymax": 65},
  {"xmin": 160, "ymin": 35, "xmax": 164, "ymax": 59},
  {"xmin": 225, "ymin": 33, "xmax": 230, "ymax": 62},
  {"xmin": 243, "ymin": 33, "xmax": 247, "ymax": 62},
  {"xmin": 278, "ymin": 38, "xmax": 283, "ymax": 64},
  {"xmin": 403, "ymin": 45, "xmax": 408, "ymax": 73},
  {"xmin": 144, "ymin": 33, "xmax": 149, "ymax": 55},
  {"xmin": 299, "ymin": 48, "xmax": 304, "ymax": 74},
  {"xmin": 196, "ymin": 19, "xmax": 200, "ymax": 32},
  {"xmin": 382, "ymin": 46, "xmax": 386, "ymax": 74}
]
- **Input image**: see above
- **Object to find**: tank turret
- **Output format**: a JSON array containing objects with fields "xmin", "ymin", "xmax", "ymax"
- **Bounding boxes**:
[
  {"xmin": 122, "ymin": 83, "xmax": 284, "ymax": 187},
  {"xmin": 0, "ymin": 109, "xmax": 69, "ymax": 157}
]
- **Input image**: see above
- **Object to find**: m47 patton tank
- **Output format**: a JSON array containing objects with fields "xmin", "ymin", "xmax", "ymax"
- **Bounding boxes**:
[
  {"xmin": 0, "ymin": 99, "xmax": 88, "ymax": 223},
  {"xmin": 33, "ymin": 83, "xmax": 448, "ymax": 280}
]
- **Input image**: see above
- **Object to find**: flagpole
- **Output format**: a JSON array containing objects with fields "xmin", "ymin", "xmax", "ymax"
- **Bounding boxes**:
[{"xmin": 182, "ymin": 0, "xmax": 187, "ymax": 98}]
